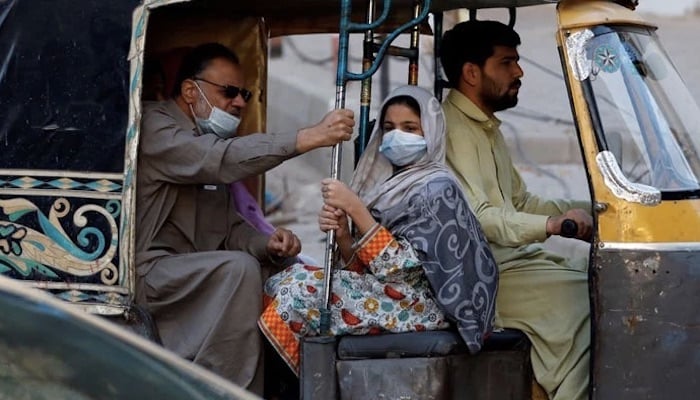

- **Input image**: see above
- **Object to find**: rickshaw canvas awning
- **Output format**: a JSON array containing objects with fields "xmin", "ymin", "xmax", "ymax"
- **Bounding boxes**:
[
  {"xmin": 142, "ymin": 0, "xmax": 561, "ymax": 36},
  {"xmin": 144, "ymin": 0, "xmax": 559, "ymax": 14}
]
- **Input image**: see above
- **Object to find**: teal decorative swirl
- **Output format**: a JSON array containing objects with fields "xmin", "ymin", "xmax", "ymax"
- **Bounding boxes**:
[
  {"xmin": 37, "ymin": 213, "xmax": 102, "ymax": 261},
  {"xmin": 106, "ymin": 200, "xmax": 121, "ymax": 218},
  {"xmin": 0, "ymin": 198, "xmax": 119, "ymax": 284},
  {"xmin": 77, "ymin": 227, "xmax": 105, "ymax": 257}
]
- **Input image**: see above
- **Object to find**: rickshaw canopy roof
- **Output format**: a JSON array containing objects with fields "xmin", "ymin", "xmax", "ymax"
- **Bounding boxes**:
[
  {"xmin": 149, "ymin": 0, "xmax": 559, "ymax": 14},
  {"xmin": 146, "ymin": 0, "xmax": 562, "ymax": 36}
]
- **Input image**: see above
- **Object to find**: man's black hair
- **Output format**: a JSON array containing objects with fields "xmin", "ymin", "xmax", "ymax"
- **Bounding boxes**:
[
  {"xmin": 171, "ymin": 43, "xmax": 240, "ymax": 97},
  {"xmin": 440, "ymin": 20, "xmax": 521, "ymax": 88}
]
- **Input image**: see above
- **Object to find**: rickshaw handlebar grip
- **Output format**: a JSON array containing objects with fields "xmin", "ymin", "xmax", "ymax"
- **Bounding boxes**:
[{"xmin": 561, "ymin": 219, "xmax": 578, "ymax": 238}]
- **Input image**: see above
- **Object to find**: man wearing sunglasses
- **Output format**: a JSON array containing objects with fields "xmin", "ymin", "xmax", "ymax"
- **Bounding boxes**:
[{"xmin": 135, "ymin": 42, "xmax": 355, "ymax": 394}]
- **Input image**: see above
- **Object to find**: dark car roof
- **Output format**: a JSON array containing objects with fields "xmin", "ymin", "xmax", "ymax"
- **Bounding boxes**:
[{"xmin": 0, "ymin": 276, "xmax": 260, "ymax": 400}]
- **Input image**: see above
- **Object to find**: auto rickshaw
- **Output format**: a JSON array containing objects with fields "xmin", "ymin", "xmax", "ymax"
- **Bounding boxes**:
[{"xmin": 0, "ymin": 0, "xmax": 698, "ymax": 399}]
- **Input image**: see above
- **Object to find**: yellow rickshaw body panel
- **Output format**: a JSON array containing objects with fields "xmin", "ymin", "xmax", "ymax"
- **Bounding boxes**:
[
  {"xmin": 596, "ymin": 197, "xmax": 700, "ymax": 243},
  {"xmin": 556, "ymin": 0, "xmax": 700, "ymax": 245}
]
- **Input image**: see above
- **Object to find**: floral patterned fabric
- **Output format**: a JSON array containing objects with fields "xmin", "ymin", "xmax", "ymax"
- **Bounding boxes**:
[{"xmin": 259, "ymin": 226, "xmax": 448, "ymax": 372}]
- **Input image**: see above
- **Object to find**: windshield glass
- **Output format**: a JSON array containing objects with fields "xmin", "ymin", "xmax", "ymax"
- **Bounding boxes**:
[{"xmin": 583, "ymin": 26, "xmax": 700, "ymax": 196}]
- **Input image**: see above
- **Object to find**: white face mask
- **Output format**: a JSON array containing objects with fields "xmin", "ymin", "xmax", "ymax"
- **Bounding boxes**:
[
  {"xmin": 378, "ymin": 129, "xmax": 427, "ymax": 167},
  {"xmin": 191, "ymin": 82, "xmax": 241, "ymax": 139}
]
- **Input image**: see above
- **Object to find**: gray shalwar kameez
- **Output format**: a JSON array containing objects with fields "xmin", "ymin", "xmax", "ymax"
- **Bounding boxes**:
[{"xmin": 135, "ymin": 100, "xmax": 297, "ymax": 393}]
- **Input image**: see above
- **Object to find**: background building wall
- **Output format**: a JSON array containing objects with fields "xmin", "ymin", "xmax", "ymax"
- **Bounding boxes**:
[{"xmin": 638, "ymin": 0, "xmax": 700, "ymax": 16}]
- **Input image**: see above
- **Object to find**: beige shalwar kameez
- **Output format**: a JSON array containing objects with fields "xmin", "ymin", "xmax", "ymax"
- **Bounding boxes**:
[
  {"xmin": 442, "ymin": 90, "xmax": 591, "ymax": 400},
  {"xmin": 135, "ymin": 100, "xmax": 297, "ymax": 394}
]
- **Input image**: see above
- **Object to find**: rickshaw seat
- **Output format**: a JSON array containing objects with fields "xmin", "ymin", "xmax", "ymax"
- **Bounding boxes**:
[
  {"xmin": 336, "ymin": 328, "xmax": 528, "ymax": 360},
  {"xmin": 337, "ymin": 330, "xmax": 467, "ymax": 359}
]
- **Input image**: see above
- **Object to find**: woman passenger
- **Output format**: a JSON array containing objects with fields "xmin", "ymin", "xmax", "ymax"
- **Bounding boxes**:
[{"xmin": 258, "ymin": 85, "xmax": 498, "ymax": 372}]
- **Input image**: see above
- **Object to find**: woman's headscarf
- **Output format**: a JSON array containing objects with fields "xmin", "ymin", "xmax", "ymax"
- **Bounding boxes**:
[
  {"xmin": 349, "ymin": 85, "xmax": 498, "ymax": 354},
  {"xmin": 350, "ymin": 85, "xmax": 447, "ymax": 208}
]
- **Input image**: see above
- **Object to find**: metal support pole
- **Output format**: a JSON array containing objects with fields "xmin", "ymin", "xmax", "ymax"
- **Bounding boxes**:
[
  {"xmin": 408, "ymin": 1, "xmax": 421, "ymax": 85},
  {"xmin": 508, "ymin": 7, "xmax": 517, "ymax": 28},
  {"xmin": 320, "ymin": 0, "xmax": 354, "ymax": 335},
  {"xmin": 433, "ymin": 11, "xmax": 445, "ymax": 101},
  {"xmin": 355, "ymin": 0, "xmax": 377, "ymax": 165},
  {"xmin": 379, "ymin": 52, "xmax": 390, "ymax": 105},
  {"xmin": 320, "ymin": 0, "xmax": 432, "ymax": 336}
]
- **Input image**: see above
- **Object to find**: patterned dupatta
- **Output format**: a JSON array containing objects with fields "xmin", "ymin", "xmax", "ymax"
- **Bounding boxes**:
[{"xmin": 349, "ymin": 85, "xmax": 498, "ymax": 353}]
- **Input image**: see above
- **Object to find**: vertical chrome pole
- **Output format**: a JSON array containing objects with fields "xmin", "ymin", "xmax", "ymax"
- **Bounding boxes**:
[{"xmin": 320, "ymin": 0, "xmax": 353, "ymax": 335}]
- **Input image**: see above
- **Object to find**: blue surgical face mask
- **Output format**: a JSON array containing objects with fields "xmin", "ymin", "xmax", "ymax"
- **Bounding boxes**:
[
  {"xmin": 191, "ymin": 82, "xmax": 241, "ymax": 139},
  {"xmin": 378, "ymin": 129, "xmax": 427, "ymax": 167}
]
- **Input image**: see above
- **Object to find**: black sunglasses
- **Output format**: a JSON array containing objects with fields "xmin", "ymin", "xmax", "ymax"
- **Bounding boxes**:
[{"xmin": 193, "ymin": 77, "xmax": 253, "ymax": 102}]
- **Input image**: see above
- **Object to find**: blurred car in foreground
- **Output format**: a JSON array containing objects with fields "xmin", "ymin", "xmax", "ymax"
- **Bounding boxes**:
[{"xmin": 0, "ymin": 276, "xmax": 259, "ymax": 400}]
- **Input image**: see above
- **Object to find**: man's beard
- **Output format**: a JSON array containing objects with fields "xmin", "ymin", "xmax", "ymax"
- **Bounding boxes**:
[{"xmin": 483, "ymin": 74, "xmax": 520, "ymax": 112}]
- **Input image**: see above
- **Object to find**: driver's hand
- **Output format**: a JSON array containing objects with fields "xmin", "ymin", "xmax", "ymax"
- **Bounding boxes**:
[
  {"xmin": 266, "ymin": 228, "xmax": 302, "ymax": 258},
  {"xmin": 546, "ymin": 209, "xmax": 593, "ymax": 241}
]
